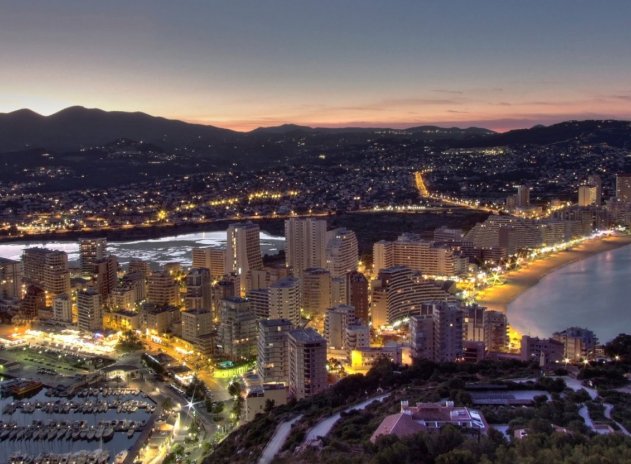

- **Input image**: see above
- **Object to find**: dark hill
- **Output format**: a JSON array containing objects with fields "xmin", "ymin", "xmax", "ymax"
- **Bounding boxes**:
[
  {"xmin": 459, "ymin": 120, "xmax": 631, "ymax": 148},
  {"xmin": 0, "ymin": 106, "xmax": 237, "ymax": 152}
]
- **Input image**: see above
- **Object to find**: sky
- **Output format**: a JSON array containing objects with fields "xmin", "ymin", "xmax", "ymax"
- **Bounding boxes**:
[{"xmin": 1, "ymin": 0, "xmax": 631, "ymax": 131}]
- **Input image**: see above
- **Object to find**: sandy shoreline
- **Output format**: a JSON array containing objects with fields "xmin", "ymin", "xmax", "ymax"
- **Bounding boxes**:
[{"xmin": 476, "ymin": 233, "xmax": 631, "ymax": 313}]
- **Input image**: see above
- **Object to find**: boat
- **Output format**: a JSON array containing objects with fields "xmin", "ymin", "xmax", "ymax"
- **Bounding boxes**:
[
  {"xmin": 114, "ymin": 451, "xmax": 128, "ymax": 464},
  {"xmin": 102, "ymin": 426, "xmax": 114, "ymax": 440},
  {"xmin": 72, "ymin": 429, "xmax": 80, "ymax": 440},
  {"xmin": 127, "ymin": 427, "xmax": 134, "ymax": 438},
  {"xmin": 86, "ymin": 428, "xmax": 95, "ymax": 440},
  {"xmin": 95, "ymin": 425, "xmax": 103, "ymax": 440}
]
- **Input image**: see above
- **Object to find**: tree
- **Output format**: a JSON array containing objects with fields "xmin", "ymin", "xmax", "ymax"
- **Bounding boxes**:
[
  {"xmin": 435, "ymin": 449, "xmax": 476, "ymax": 464},
  {"xmin": 161, "ymin": 397, "xmax": 175, "ymax": 411},
  {"xmin": 605, "ymin": 333, "xmax": 631, "ymax": 362},
  {"xmin": 228, "ymin": 381, "xmax": 243, "ymax": 398},
  {"xmin": 264, "ymin": 399, "xmax": 276, "ymax": 413}
]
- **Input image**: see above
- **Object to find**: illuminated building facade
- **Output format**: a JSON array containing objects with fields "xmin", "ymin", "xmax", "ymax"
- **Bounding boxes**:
[
  {"xmin": 268, "ymin": 276, "xmax": 302, "ymax": 326},
  {"xmin": 77, "ymin": 287, "xmax": 102, "ymax": 332},
  {"xmin": 0, "ymin": 257, "xmax": 21, "ymax": 300},
  {"xmin": 79, "ymin": 238, "xmax": 107, "ymax": 274},
  {"xmin": 192, "ymin": 246, "xmax": 226, "ymax": 280},
  {"xmin": 257, "ymin": 319, "xmax": 293, "ymax": 384},
  {"xmin": 373, "ymin": 234, "xmax": 467, "ymax": 277},
  {"xmin": 226, "ymin": 222, "xmax": 263, "ymax": 295},
  {"xmin": 325, "ymin": 228, "xmax": 358, "ymax": 278},
  {"xmin": 284, "ymin": 217, "xmax": 328, "ymax": 276},
  {"xmin": 185, "ymin": 268, "xmax": 212, "ymax": 310},
  {"xmin": 22, "ymin": 248, "xmax": 71, "ymax": 306},
  {"xmin": 287, "ymin": 328, "xmax": 327, "ymax": 399}
]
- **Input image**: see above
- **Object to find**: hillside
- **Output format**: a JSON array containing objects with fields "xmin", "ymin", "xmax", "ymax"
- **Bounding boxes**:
[
  {"xmin": 0, "ymin": 106, "xmax": 237, "ymax": 152},
  {"xmin": 204, "ymin": 341, "xmax": 631, "ymax": 464}
]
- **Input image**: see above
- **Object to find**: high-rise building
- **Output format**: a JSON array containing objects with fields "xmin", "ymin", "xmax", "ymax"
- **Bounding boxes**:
[
  {"xmin": 578, "ymin": 185, "xmax": 598, "ymax": 207},
  {"xmin": 128, "ymin": 259, "xmax": 151, "ymax": 277},
  {"xmin": 52, "ymin": 293, "xmax": 72, "ymax": 323},
  {"xmin": 22, "ymin": 248, "xmax": 71, "ymax": 306},
  {"xmin": 20, "ymin": 285, "xmax": 45, "ymax": 319},
  {"xmin": 373, "ymin": 234, "xmax": 468, "ymax": 277},
  {"xmin": 268, "ymin": 276, "xmax": 302, "ymax": 325},
  {"xmin": 324, "ymin": 305, "xmax": 356, "ymax": 349},
  {"xmin": 515, "ymin": 185, "xmax": 531, "ymax": 208},
  {"xmin": 483, "ymin": 310, "xmax": 508, "ymax": 352},
  {"xmin": 192, "ymin": 247, "xmax": 226, "ymax": 280},
  {"xmin": 410, "ymin": 302, "xmax": 463, "ymax": 362},
  {"xmin": 247, "ymin": 288, "xmax": 270, "ymax": 319},
  {"xmin": 226, "ymin": 222, "xmax": 263, "ymax": 295},
  {"xmin": 409, "ymin": 314, "xmax": 435, "ymax": 360},
  {"xmin": 284, "ymin": 218, "xmax": 328, "ymax": 276},
  {"xmin": 257, "ymin": 319, "xmax": 294, "ymax": 384},
  {"xmin": 371, "ymin": 266, "xmax": 456, "ymax": 325},
  {"xmin": 463, "ymin": 304, "xmax": 485, "ymax": 342},
  {"xmin": 77, "ymin": 287, "xmax": 102, "ymax": 332},
  {"xmin": 246, "ymin": 266, "xmax": 289, "ymax": 293},
  {"xmin": 211, "ymin": 276, "xmax": 238, "ymax": 322},
  {"xmin": 616, "ymin": 173, "xmax": 631, "ymax": 204},
  {"xmin": 301, "ymin": 268, "xmax": 331, "ymax": 317},
  {"xmin": 218, "ymin": 297, "xmax": 258, "ymax": 360},
  {"xmin": 426, "ymin": 302, "xmax": 464, "ymax": 362},
  {"xmin": 79, "ymin": 238, "xmax": 107, "ymax": 274},
  {"xmin": 587, "ymin": 174, "xmax": 602, "ymax": 205},
  {"xmin": 181, "ymin": 308, "xmax": 213, "ymax": 343},
  {"xmin": 325, "ymin": 228, "xmax": 358, "ymax": 278},
  {"xmin": 344, "ymin": 324, "xmax": 370, "ymax": 352},
  {"xmin": 0, "ymin": 257, "xmax": 21, "ymax": 300},
  {"xmin": 287, "ymin": 328, "xmax": 327, "ymax": 399},
  {"xmin": 330, "ymin": 276, "xmax": 348, "ymax": 306},
  {"xmin": 93, "ymin": 255, "xmax": 118, "ymax": 304},
  {"xmin": 185, "ymin": 268, "xmax": 212, "ymax": 310},
  {"xmin": 373, "ymin": 241, "xmax": 394, "ymax": 276},
  {"xmin": 347, "ymin": 271, "xmax": 369, "ymax": 324},
  {"xmin": 147, "ymin": 271, "xmax": 180, "ymax": 307},
  {"xmin": 465, "ymin": 216, "xmax": 546, "ymax": 256}
]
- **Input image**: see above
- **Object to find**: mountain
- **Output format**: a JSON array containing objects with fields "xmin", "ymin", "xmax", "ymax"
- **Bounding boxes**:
[
  {"xmin": 0, "ymin": 106, "xmax": 237, "ymax": 152},
  {"xmin": 459, "ymin": 120, "xmax": 631, "ymax": 148}
]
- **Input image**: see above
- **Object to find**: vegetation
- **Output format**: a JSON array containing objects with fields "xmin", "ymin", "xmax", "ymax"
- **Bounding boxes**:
[
  {"xmin": 206, "ymin": 354, "xmax": 631, "ymax": 464},
  {"xmin": 115, "ymin": 330, "xmax": 144, "ymax": 352}
]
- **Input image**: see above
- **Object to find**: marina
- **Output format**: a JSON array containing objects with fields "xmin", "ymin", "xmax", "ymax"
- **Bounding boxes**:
[{"xmin": 0, "ymin": 384, "xmax": 155, "ymax": 464}]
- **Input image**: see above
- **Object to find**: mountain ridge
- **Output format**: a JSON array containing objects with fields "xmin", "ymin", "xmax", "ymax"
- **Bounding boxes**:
[{"xmin": 1, "ymin": 106, "xmax": 630, "ymax": 153}]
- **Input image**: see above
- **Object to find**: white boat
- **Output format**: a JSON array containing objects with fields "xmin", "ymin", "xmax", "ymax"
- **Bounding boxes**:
[{"xmin": 114, "ymin": 450, "xmax": 128, "ymax": 464}]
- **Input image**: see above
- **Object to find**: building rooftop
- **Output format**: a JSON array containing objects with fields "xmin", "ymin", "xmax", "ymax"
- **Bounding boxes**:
[{"xmin": 289, "ymin": 328, "xmax": 325, "ymax": 344}]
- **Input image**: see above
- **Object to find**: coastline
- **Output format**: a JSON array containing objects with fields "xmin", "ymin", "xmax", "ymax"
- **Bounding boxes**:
[{"xmin": 476, "ymin": 233, "xmax": 631, "ymax": 313}]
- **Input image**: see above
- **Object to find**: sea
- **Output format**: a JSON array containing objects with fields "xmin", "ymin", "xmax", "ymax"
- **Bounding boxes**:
[{"xmin": 508, "ymin": 243, "xmax": 631, "ymax": 343}]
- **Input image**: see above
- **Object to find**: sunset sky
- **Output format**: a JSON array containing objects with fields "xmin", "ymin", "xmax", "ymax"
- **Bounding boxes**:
[{"xmin": 1, "ymin": 0, "xmax": 631, "ymax": 131}]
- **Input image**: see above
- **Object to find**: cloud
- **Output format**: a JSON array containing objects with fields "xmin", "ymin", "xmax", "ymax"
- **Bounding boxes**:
[{"xmin": 432, "ymin": 89, "xmax": 464, "ymax": 95}]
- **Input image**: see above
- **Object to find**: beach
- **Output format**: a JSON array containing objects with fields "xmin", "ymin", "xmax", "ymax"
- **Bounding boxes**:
[{"xmin": 476, "ymin": 232, "xmax": 631, "ymax": 313}]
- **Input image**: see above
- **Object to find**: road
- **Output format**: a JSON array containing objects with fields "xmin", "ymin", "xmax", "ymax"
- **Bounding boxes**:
[
  {"xmin": 142, "ymin": 336, "xmax": 231, "ymax": 402},
  {"xmin": 561, "ymin": 376, "xmax": 598, "ymax": 400},
  {"xmin": 604, "ymin": 403, "xmax": 631, "ymax": 436},
  {"xmin": 303, "ymin": 393, "xmax": 390, "ymax": 445},
  {"xmin": 578, "ymin": 405, "xmax": 595, "ymax": 431},
  {"xmin": 258, "ymin": 414, "xmax": 303, "ymax": 464}
]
